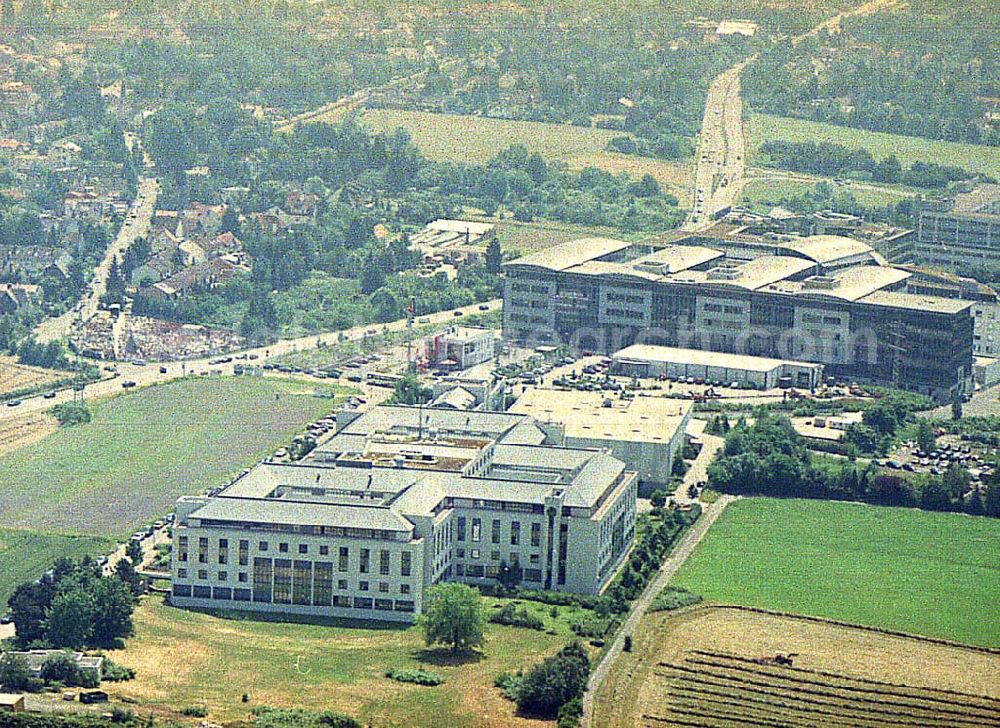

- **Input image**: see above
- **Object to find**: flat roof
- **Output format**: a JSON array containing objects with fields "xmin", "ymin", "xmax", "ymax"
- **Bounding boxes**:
[
  {"xmin": 858, "ymin": 290, "xmax": 972, "ymax": 314},
  {"xmin": 509, "ymin": 387, "xmax": 691, "ymax": 444},
  {"xmin": 505, "ymin": 237, "xmax": 631, "ymax": 272},
  {"xmin": 612, "ymin": 344, "xmax": 822, "ymax": 373},
  {"xmin": 768, "ymin": 265, "xmax": 911, "ymax": 302}
]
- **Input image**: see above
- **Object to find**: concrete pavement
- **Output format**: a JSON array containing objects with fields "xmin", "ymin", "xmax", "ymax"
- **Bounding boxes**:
[{"xmin": 580, "ymin": 494, "xmax": 737, "ymax": 727}]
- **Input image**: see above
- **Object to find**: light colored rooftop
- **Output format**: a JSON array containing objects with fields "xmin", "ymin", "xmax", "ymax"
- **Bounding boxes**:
[
  {"xmin": 858, "ymin": 290, "xmax": 973, "ymax": 314},
  {"xmin": 505, "ymin": 237, "xmax": 631, "ymax": 272},
  {"xmin": 676, "ymin": 256, "xmax": 815, "ymax": 290},
  {"xmin": 768, "ymin": 265, "xmax": 911, "ymax": 301},
  {"xmin": 612, "ymin": 344, "xmax": 822, "ymax": 373},
  {"xmin": 778, "ymin": 235, "xmax": 876, "ymax": 265},
  {"xmin": 193, "ymin": 493, "xmax": 416, "ymax": 533},
  {"xmin": 509, "ymin": 387, "xmax": 691, "ymax": 444}
]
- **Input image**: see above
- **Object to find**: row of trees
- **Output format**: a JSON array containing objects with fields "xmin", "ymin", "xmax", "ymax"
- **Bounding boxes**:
[
  {"xmin": 708, "ymin": 411, "xmax": 999, "ymax": 517},
  {"xmin": 759, "ymin": 141, "xmax": 978, "ymax": 188}
]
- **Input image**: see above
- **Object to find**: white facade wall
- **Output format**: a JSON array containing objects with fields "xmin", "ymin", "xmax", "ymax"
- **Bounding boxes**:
[{"xmin": 171, "ymin": 521, "xmax": 426, "ymax": 623}]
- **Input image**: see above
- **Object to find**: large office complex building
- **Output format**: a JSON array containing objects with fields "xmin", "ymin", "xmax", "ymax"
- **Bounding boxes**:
[
  {"xmin": 916, "ymin": 185, "xmax": 1000, "ymax": 271},
  {"xmin": 171, "ymin": 406, "xmax": 637, "ymax": 622},
  {"xmin": 503, "ymin": 235, "xmax": 974, "ymax": 401}
]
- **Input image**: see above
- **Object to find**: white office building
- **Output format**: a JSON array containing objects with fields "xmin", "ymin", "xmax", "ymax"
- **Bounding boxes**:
[{"xmin": 171, "ymin": 406, "xmax": 638, "ymax": 622}]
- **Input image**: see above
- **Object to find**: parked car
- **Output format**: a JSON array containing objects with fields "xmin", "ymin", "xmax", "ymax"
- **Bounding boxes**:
[
  {"xmin": 6, "ymin": 399, "xmax": 22, "ymax": 407},
  {"xmin": 43, "ymin": 390, "xmax": 57, "ymax": 399},
  {"xmin": 121, "ymin": 380, "xmax": 137, "ymax": 388}
]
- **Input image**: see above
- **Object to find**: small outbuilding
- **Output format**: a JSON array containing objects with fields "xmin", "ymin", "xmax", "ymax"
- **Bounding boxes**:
[{"xmin": 0, "ymin": 694, "xmax": 26, "ymax": 712}]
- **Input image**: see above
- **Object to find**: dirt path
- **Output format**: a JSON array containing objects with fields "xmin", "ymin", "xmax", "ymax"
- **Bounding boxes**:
[{"xmin": 580, "ymin": 494, "xmax": 738, "ymax": 726}]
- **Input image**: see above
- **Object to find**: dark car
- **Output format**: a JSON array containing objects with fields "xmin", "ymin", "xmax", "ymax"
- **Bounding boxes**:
[
  {"xmin": 478, "ymin": 303, "xmax": 489, "ymax": 311},
  {"xmin": 122, "ymin": 380, "xmax": 137, "ymax": 388},
  {"xmin": 159, "ymin": 366, "xmax": 168, "ymax": 374},
  {"xmin": 454, "ymin": 310, "xmax": 464, "ymax": 317},
  {"xmin": 5, "ymin": 399, "xmax": 21, "ymax": 407}
]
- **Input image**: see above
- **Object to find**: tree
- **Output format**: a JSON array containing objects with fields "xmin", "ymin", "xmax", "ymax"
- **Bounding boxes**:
[
  {"xmin": 0, "ymin": 653, "xmax": 32, "ymax": 691},
  {"xmin": 390, "ymin": 373, "xmax": 432, "ymax": 405},
  {"xmin": 516, "ymin": 641, "xmax": 590, "ymax": 717},
  {"xmin": 40, "ymin": 651, "xmax": 81, "ymax": 686},
  {"xmin": 649, "ymin": 489, "xmax": 667, "ymax": 509},
  {"xmin": 45, "ymin": 589, "xmax": 96, "ymax": 649},
  {"xmin": 115, "ymin": 558, "xmax": 144, "ymax": 597},
  {"xmin": 420, "ymin": 583, "xmax": 486, "ymax": 654},
  {"xmin": 985, "ymin": 484, "xmax": 1000, "ymax": 518},
  {"xmin": 486, "ymin": 237, "xmax": 502, "ymax": 275},
  {"xmin": 497, "ymin": 559, "xmax": 523, "ymax": 592},
  {"xmin": 127, "ymin": 539, "xmax": 143, "ymax": 566},
  {"xmin": 919, "ymin": 477, "xmax": 952, "ymax": 511},
  {"xmin": 7, "ymin": 580, "xmax": 51, "ymax": 644},
  {"xmin": 942, "ymin": 462, "xmax": 970, "ymax": 499},
  {"xmin": 951, "ymin": 391, "xmax": 963, "ymax": 421},
  {"xmin": 915, "ymin": 420, "xmax": 937, "ymax": 454},
  {"xmin": 90, "ymin": 578, "xmax": 135, "ymax": 645}
]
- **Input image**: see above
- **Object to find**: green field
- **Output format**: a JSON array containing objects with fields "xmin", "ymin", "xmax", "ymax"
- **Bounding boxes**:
[
  {"xmin": 749, "ymin": 113, "xmax": 1000, "ymax": 180},
  {"xmin": 739, "ymin": 173, "xmax": 915, "ymax": 211},
  {"xmin": 0, "ymin": 377, "xmax": 343, "ymax": 537},
  {"xmin": 108, "ymin": 594, "xmax": 594, "ymax": 726},
  {"xmin": 362, "ymin": 108, "xmax": 625, "ymax": 164},
  {"xmin": 672, "ymin": 498, "xmax": 1000, "ymax": 648},
  {"xmin": 0, "ymin": 529, "xmax": 113, "ymax": 605}
]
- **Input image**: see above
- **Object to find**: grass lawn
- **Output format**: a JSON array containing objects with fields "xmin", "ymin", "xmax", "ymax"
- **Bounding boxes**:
[
  {"xmin": 0, "ymin": 376, "xmax": 345, "ymax": 537},
  {"xmin": 362, "ymin": 109, "xmax": 626, "ymax": 164},
  {"xmin": 671, "ymin": 498, "xmax": 1000, "ymax": 648},
  {"xmin": 739, "ymin": 173, "xmax": 914, "ymax": 211},
  {"xmin": 108, "ymin": 594, "xmax": 593, "ymax": 726},
  {"xmin": 0, "ymin": 529, "xmax": 113, "ymax": 605},
  {"xmin": 749, "ymin": 113, "xmax": 1000, "ymax": 180}
]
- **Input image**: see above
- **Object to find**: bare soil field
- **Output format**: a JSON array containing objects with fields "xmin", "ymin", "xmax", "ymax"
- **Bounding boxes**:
[
  {"xmin": 595, "ymin": 606, "xmax": 1000, "ymax": 728},
  {"xmin": 0, "ymin": 411, "xmax": 58, "ymax": 456},
  {"xmin": 0, "ymin": 354, "xmax": 65, "ymax": 396}
]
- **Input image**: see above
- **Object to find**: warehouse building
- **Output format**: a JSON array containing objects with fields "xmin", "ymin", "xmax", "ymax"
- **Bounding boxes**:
[
  {"xmin": 610, "ymin": 344, "xmax": 824, "ymax": 390},
  {"xmin": 171, "ymin": 406, "xmax": 638, "ymax": 622},
  {"xmin": 509, "ymin": 387, "xmax": 692, "ymax": 488},
  {"xmin": 503, "ymin": 235, "xmax": 973, "ymax": 401}
]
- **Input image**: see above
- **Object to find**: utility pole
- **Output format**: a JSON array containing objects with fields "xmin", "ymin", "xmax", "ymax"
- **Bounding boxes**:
[
  {"xmin": 406, "ymin": 295, "xmax": 416, "ymax": 373},
  {"xmin": 887, "ymin": 318, "xmax": 907, "ymax": 389}
]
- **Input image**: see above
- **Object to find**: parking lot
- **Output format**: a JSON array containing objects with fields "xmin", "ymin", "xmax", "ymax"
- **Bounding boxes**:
[{"xmin": 883, "ymin": 438, "xmax": 997, "ymax": 483}]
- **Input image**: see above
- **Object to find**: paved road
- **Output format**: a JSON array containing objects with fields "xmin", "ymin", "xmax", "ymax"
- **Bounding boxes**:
[
  {"xmin": 685, "ymin": 61, "xmax": 752, "ymax": 230},
  {"xmin": 580, "ymin": 494, "xmax": 737, "ymax": 727},
  {"xmin": 35, "ymin": 176, "xmax": 159, "ymax": 343},
  {"xmin": 674, "ymin": 432, "xmax": 725, "ymax": 504},
  {"xmin": 0, "ymin": 299, "xmax": 501, "ymax": 423}
]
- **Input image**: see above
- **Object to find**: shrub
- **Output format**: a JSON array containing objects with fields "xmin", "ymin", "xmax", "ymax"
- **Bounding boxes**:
[
  {"xmin": 649, "ymin": 586, "xmax": 703, "ymax": 613},
  {"xmin": 109, "ymin": 707, "xmax": 133, "ymax": 724},
  {"xmin": 250, "ymin": 706, "xmax": 361, "ymax": 728},
  {"xmin": 384, "ymin": 668, "xmax": 444, "ymax": 686},
  {"xmin": 490, "ymin": 603, "xmax": 544, "ymax": 630},
  {"xmin": 515, "ymin": 641, "xmax": 590, "ymax": 718},
  {"xmin": 52, "ymin": 402, "xmax": 91, "ymax": 427},
  {"xmin": 180, "ymin": 705, "xmax": 208, "ymax": 717},
  {"xmin": 101, "ymin": 658, "xmax": 135, "ymax": 682},
  {"xmin": 494, "ymin": 670, "xmax": 523, "ymax": 701},
  {"xmin": 569, "ymin": 614, "xmax": 617, "ymax": 639},
  {"xmin": 623, "ymin": 635, "xmax": 632, "ymax": 652},
  {"xmin": 41, "ymin": 653, "xmax": 81, "ymax": 686},
  {"xmin": 557, "ymin": 696, "xmax": 584, "ymax": 728}
]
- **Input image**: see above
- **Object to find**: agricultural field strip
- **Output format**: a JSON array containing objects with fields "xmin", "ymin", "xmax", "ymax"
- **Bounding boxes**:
[
  {"xmin": 646, "ymin": 653, "xmax": 1000, "ymax": 727},
  {"xmin": 690, "ymin": 650, "xmax": 1000, "ymax": 708},
  {"xmin": 653, "ymin": 665, "xmax": 996, "ymax": 727},
  {"xmin": 657, "ymin": 660, "xmax": 1000, "ymax": 719}
]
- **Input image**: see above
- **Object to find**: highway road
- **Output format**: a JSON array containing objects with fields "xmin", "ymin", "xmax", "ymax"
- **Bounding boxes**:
[
  {"xmin": 0, "ymin": 299, "xmax": 501, "ymax": 423},
  {"xmin": 35, "ymin": 176, "xmax": 159, "ymax": 343},
  {"xmin": 684, "ymin": 59, "xmax": 753, "ymax": 231}
]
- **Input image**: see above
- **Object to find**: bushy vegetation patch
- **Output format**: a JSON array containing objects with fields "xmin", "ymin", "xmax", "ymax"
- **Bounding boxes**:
[
  {"xmin": 385, "ymin": 667, "xmax": 444, "ymax": 686},
  {"xmin": 650, "ymin": 587, "xmax": 703, "ymax": 613}
]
